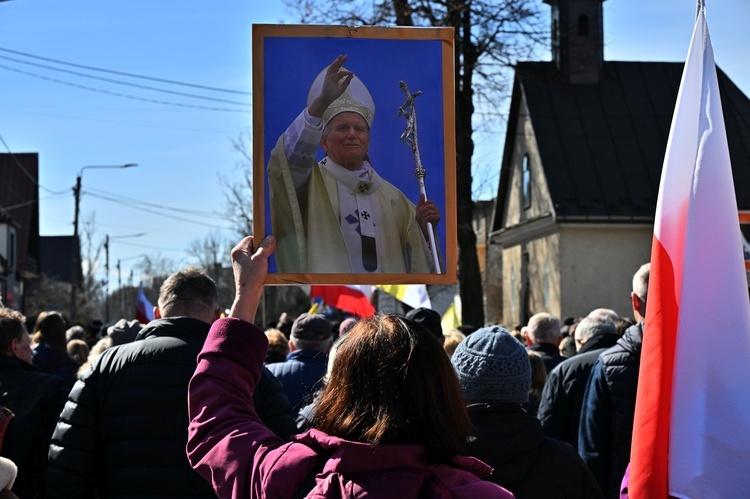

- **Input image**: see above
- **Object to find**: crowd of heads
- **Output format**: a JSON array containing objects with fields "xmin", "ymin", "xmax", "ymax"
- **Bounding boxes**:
[
  {"xmin": 261, "ymin": 284, "xmax": 645, "ymax": 421},
  {"xmin": 0, "ymin": 302, "xmax": 147, "ymax": 382},
  {"xmin": 0, "ymin": 258, "xmax": 653, "ymax": 497}
]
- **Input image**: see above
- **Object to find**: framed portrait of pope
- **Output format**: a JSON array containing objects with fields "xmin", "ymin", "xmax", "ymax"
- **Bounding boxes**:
[{"xmin": 252, "ymin": 24, "xmax": 456, "ymax": 285}]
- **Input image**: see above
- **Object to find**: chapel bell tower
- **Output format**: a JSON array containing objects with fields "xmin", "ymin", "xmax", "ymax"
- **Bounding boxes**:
[{"xmin": 543, "ymin": 0, "xmax": 605, "ymax": 84}]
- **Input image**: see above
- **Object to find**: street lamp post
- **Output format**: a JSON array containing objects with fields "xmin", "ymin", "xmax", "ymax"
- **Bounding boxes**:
[
  {"xmin": 104, "ymin": 233, "xmax": 145, "ymax": 323},
  {"xmin": 71, "ymin": 163, "xmax": 138, "ymax": 323}
]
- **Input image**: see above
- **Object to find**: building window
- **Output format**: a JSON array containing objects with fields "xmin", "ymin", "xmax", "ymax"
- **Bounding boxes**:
[
  {"xmin": 522, "ymin": 155, "xmax": 531, "ymax": 210},
  {"xmin": 578, "ymin": 15, "xmax": 589, "ymax": 36}
]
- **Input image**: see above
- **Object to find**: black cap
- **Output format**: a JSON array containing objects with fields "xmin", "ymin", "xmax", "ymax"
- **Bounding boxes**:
[
  {"xmin": 291, "ymin": 313, "xmax": 332, "ymax": 341},
  {"xmin": 406, "ymin": 307, "xmax": 443, "ymax": 340}
]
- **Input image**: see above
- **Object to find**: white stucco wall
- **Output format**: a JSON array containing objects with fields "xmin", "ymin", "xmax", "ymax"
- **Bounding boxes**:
[{"xmin": 559, "ymin": 225, "xmax": 653, "ymax": 319}]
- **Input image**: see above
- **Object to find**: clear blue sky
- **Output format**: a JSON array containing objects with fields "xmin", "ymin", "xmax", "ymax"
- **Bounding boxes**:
[{"xmin": 1, "ymin": 0, "xmax": 747, "ymax": 289}]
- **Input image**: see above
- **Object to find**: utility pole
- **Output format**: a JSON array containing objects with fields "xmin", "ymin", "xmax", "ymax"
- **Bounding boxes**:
[
  {"xmin": 117, "ymin": 259, "xmax": 123, "ymax": 319},
  {"xmin": 105, "ymin": 233, "xmax": 145, "ymax": 323},
  {"xmin": 71, "ymin": 175, "xmax": 82, "ymax": 323},
  {"xmin": 69, "ymin": 164, "xmax": 138, "ymax": 324},
  {"xmin": 104, "ymin": 235, "xmax": 109, "ymax": 322}
]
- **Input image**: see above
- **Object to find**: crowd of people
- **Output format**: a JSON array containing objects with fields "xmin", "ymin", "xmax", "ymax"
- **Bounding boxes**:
[{"xmin": 0, "ymin": 233, "xmax": 650, "ymax": 498}]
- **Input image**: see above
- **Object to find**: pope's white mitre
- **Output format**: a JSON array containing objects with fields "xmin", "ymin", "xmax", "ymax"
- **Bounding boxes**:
[{"xmin": 306, "ymin": 65, "xmax": 376, "ymax": 128}]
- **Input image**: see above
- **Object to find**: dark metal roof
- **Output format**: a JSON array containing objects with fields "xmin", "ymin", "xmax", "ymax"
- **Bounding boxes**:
[{"xmin": 493, "ymin": 61, "xmax": 750, "ymax": 231}]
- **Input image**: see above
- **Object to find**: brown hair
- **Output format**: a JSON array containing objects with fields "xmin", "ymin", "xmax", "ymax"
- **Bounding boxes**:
[
  {"xmin": 311, "ymin": 314, "xmax": 470, "ymax": 463},
  {"xmin": 527, "ymin": 350, "xmax": 548, "ymax": 398},
  {"xmin": 32, "ymin": 311, "xmax": 67, "ymax": 347},
  {"xmin": 264, "ymin": 328, "xmax": 290, "ymax": 363},
  {"xmin": 0, "ymin": 308, "xmax": 26, "ymax": 353},
  {"xmin": 66, "ymin": 339, "xmax": 90, "ymax": 365}
]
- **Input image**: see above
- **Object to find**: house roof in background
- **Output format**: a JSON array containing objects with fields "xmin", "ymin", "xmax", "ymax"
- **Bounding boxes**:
[
  {"xmin": 40, "ymin": 235, "xmax": 77, "ymax": 283},
  {"xmin": 493, "ymin": 61, "xmax": 750, "ymax": 231}
]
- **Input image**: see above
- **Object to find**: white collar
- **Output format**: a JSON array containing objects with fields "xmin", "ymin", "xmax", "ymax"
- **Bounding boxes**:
[{"xmin": 319, "ymin": 157, "xmax": 383, "ymax": 194}]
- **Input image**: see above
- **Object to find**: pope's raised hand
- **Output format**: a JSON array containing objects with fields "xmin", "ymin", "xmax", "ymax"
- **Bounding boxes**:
[{"xmin": 309, "ymin": 55, "xmax": 354, "ymax": 117}]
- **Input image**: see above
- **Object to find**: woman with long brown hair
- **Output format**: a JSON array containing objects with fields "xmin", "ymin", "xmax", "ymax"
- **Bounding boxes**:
[
  {"xmin": 187, "ymin": 235, "xmax": 512, "ymax": 498},
  {"xmin": 30, "ymin": 311, "xmax": 78, "ymax": 385}
]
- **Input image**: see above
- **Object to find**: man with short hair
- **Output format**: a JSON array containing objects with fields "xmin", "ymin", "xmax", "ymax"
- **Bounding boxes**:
[
  {"xmin": 526, "ymin": 312, "xmax": 564, "ymax": 373},
  {"xmin": 537, "ymin": 313, "xmax": 620, "ymax": 449},
  {"xmin": 0, "ymin": 308, "xmax": 69, "ymax": 498},
  {"xmin": 46, "ymin": 267, "xmax": 296, "ymax": 497},
  {"xmin": 588, "ymin": 308, "xmax": 620, "ymax": 323},
  {"xmin": 267, "ymin": 313, "xmax": 333, "ymax": 412},
  {"xmin": 268, "ymin": 54, "xmax": 442, "ymax": 274},
  {"xmin": 578, "ymin": 263, "xmax": 650, "ymax": 498}
]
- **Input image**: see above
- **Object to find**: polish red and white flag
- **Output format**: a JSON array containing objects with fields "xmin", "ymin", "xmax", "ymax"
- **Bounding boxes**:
[{"xmin": 629, "ymin": 4, "xmax": 750, "ymax": 497}]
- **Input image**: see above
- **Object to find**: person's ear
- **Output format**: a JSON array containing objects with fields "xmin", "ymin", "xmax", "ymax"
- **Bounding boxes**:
[
  {"xmin": 153, "ymin": 307, "xmax": 162, "ymax": 320},
  {"xmin": 319, "ymin": 136, "xmax": 329, "ymax": 154},
  {"xmin": 630, "ymin": 292, "xmax": 640, "ymax": 313},
  {"xmin": 8, "ymin": 338, "xmax": 20, "ymax": 358},
  {"xmin": 288, "ymin": 339, "xmax": 296, "ymax": 352}
]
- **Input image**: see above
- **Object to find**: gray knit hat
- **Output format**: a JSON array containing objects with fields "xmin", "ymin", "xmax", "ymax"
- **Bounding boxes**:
[{"xmin": 451, "ymin": 325, "xmax": 531, "ymax": 403}]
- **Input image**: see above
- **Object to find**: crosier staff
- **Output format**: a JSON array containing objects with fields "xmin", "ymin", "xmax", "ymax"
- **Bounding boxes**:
[{"xmin": 398, "ymin": 80, "xmax": 441, "ymax": 274}]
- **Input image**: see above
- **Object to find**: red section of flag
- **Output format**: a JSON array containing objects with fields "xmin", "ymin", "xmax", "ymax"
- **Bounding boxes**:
[
  {"xmin": 310, "ymin": 285, "xmax": 375, "ymax": 318},
  {"xmin": 630, "ymin": 238, "xmax": 678, "ymax": 497}
]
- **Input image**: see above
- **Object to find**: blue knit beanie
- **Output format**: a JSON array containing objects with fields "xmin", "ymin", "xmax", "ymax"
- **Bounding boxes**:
[{"xmin": 451, "ymin": 325, "xmax": 531, "ymax": 403}]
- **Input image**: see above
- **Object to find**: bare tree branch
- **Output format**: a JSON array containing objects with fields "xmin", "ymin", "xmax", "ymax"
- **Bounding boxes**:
[{"xmin": 220, "ymin": 129, "xmax": 254, "ymax": 238}]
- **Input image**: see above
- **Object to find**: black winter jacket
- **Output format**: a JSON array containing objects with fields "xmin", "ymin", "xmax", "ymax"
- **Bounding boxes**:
[
  {"xmin": 0, "ymin": 355, "xmax": 69, "ymax": 498},
  {"xmin": 46, "ymin": 317, "xmax": 297, "ymax": 498},
  {"xmin": 537, "ymin": 332, "xmax": 620, "ymax": 449},
  {"xmin": 578, "ymin": 323, "xmax": 643, "ymax": 499},
  {"xmin": 266, "ymin": 349, "xmax": 327, "ymax": 412},
  {"xmin": 465, "ymin": 402, "xmax": 603, "ymax": 499},
  {"xmin": 527, "ymin": 342, "xmax": 565, "ymax": 374}
]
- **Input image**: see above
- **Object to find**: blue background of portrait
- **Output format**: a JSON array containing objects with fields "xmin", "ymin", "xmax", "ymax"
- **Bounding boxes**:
[{"xmin": 261, "ymin": 35, "xmax": 447, "ymax": 275}]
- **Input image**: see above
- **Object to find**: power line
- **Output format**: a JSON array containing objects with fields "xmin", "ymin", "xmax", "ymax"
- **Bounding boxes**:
[
  {"xmin": 0, "ymin": 64, "xmax": 250, "ymax": 113},
  {"xmin": 0, "ymin": 46, "xmax": 251, "ymax": 96},
  {"xmin": 0, "ymin": 53, "xmax": 251, "ymax": 107},
  {"xmin": 113, "ymin": 239, "xmax": 190, "ymax": 253},
  {"xmin": 85, "ymin": 185, "xmax": 227, "ymax": 219},
  {"xmin": 84, "ymin": 190, "xmax": 235, "ymax": 229},
  {"xmin": 0, "ymin": 192, "xmax": 68, "ymax": 213},
  {"xmin": 0, "ymin": 132, "xmax": 69, "ymax": 195}
]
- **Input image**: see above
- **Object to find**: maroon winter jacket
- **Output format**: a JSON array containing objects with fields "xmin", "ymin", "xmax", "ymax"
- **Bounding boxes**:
[{"xmin": 187, "ymin": 317, "xmax": 514, "ymax": 498}]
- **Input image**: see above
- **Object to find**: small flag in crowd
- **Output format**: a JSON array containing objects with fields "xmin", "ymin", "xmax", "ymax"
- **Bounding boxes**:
[
  {"xmin": 136, "ymin": 284, "xmax": 155, "ymax": 324},
  {"xmin": 441, "ymin": 297, "xmax": 461, "ymax": 332},
  {"xmin": 376, "ymin": 284, "xmax": 431, "ymax": 309},
  {"xmin": 629, "ymin": 3, "xmax": 750, "ymax": 497},
  {"xmin": 310, "ymin": 285, "xmax": 375, "ymax": 318}
]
